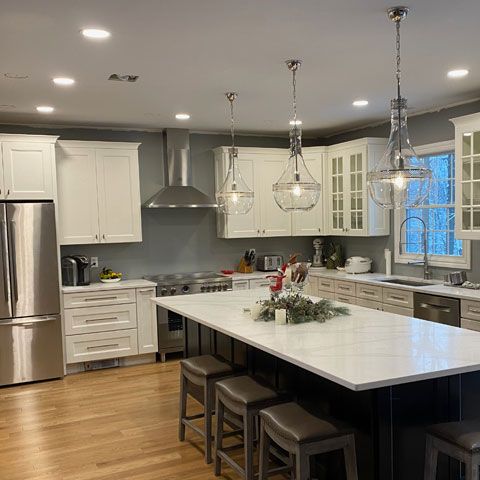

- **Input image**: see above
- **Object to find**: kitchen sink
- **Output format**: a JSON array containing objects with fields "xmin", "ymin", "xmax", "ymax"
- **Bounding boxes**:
[{"xmin": 378, "ymin": 278, "xmax": 436, "ymax": 287}]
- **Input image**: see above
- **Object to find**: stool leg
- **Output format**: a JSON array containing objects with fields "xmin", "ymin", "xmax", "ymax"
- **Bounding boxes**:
[
  {"xmin": 258, "ymin": 419, "xmax": 271, "ymax": 480},
  {"xmin": 178, "ymin": 371, "xmax": 187, "ymax": 442},
  {"xmin": 295, "ymin": 446, "xmax": 309, "ymax": 480},
  {"xmin": 343, "ymin": 434, "xmax": 358, "ymax": 480},
  {"xmin": 204, "ymin": 381, "xmax": 213, "ymax": 464},
  {"xmin": 424, "ymin": 434, "xmax": 438, "ymax": 480},
  {"xmin": 244, "ymin": 412, "xmax": 255, "ymax": 480},
  {"xmin": 466, "ymin": 452, "xmax": 480, "ymax": 480},
  {"xmin": 214, "ymin": 395, "xmax": 224, "ymax": 476}
]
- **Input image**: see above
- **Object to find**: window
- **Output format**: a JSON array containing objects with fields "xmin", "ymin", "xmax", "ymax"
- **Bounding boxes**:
[{"xmin": 394, "ymin": 141, "xmax": 471, "ymax": 269}]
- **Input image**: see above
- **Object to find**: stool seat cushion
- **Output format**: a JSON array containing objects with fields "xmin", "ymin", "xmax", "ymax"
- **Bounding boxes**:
[
  {"xmin": 180, "ymin": 355, "xmax": 234, "ymax": 378},
  {"xmin": 428, "ymin": 420, "xmax": 480, "ymax": 451},
  {"xmin": 216, "ymin": 376, "xmax": 278, "ymax": 406},
  {"xmin": 260, "ymin": 402, "xmax": 347, "ymax": 444}
]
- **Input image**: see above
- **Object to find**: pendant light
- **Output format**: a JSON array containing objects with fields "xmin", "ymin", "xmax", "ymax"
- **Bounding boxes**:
[
  {"xmin": 273, "ymin": 60, "xmax": 321, "ymax": 212},
  {"xmin": 216, "ymin": 92, "xmax": 254, "ymax": 215},
  {"xmin": 367, "ymin": 7, "xmax": 432, "ymax": 209}
]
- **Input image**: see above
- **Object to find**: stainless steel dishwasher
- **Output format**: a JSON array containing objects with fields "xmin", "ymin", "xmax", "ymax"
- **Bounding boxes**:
[{"xmin": 413, "ymin": 292, "xmax": 460, "ymax": 327}]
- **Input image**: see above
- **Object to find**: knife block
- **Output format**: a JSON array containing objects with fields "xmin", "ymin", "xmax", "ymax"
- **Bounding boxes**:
[{"xmin": 238, "ymin": 257, "xmax": 253, "ymax": 273}]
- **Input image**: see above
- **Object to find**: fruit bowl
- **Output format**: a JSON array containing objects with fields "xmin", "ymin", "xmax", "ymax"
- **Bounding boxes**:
[
  {"xmin": 100, "ymin": 277, "xmax": 122, "ymax": 283},
  {"xmin": 99, "ymin": 267, "xmax": 122, "ymax": 283}
]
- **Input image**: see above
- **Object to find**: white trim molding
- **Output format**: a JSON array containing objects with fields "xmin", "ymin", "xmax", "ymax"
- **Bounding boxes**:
[{"xmin": 394, "ymin": 140, "xmax": 471, "ymax": 270}]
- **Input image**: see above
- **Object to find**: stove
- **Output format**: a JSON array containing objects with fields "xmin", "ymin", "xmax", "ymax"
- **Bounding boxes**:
[
  {"xmin": 144, "ymin": 271, "xmax": 232, "ymax": 296},
  {"xmin": 143, "ymin": 272, "xmax": 232, "ymax": 362}
]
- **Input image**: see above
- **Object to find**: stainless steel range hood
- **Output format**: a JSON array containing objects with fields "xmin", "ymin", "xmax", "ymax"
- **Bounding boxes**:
[{"xmin": 143, "ymin": 129, "xmax": 217, "ymax": 208}]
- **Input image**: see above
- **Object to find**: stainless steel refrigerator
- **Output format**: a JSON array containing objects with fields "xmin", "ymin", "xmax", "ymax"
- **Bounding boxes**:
[{"xmin": 0, "ymin": 202, "xmax": 63, "ymax": 386}]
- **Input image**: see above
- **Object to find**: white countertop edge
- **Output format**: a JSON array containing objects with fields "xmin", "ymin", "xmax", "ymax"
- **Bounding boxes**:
[{"xmin": 62, "ymin": 279, "xmax": 157, "ymax": 293}]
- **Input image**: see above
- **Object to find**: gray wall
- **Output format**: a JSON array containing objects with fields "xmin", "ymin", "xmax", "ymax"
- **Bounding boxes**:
[
  {"xmin": 0, "ymin": 123, "xmax": 314, "ymax": 278},
  {"xmin": 322, "ymin": 99, "xmax": 480, "ymax": 281}
]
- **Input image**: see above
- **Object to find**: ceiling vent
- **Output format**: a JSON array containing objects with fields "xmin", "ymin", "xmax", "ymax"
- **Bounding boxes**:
[{"xmin": 108, "ymin": 74, "xmax": 139, "ymax": 82}]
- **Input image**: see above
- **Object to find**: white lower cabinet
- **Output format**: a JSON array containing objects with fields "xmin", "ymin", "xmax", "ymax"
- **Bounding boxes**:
[
  {"xmin": 356, "ymin": 298, "xmax": 383, "ymax": 311},
  {"xmin": 63, "ymin": 284, "xmax": 157, "ymax": 364},
  {"xmin": 382, "ymin": 304, "xmax": 413, "ymax": 316},
  {"xmin": 335, "ymin": 294, "xmax": 357, "ymax": 305},
  {"xmin": 232, "ymin": 277, "xmax": 269, "ymax": 291},
  {"xmin": 460, "ymin": 299, "xmax": 480, "ymax": 331}
]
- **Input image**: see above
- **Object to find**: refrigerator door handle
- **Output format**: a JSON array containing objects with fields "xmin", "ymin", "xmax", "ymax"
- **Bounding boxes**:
[
  {"xmin": 0, "ymin": 220, "xmax": 9, "ymax": 302},
  {"xmin": 0, "ymin": 316, "xmax": 59, "ymax": 327},
  {"xmin": 8, "ymin": 220, "xmax": 18, "ymax": 301}
]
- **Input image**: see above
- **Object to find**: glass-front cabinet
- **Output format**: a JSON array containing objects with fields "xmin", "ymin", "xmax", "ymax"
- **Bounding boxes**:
[
  {"xmin": 452, "ymin": 112, "xmax": 480, "ymax": 239},
  {"xmin": 326, "ymin": 138, "xmax": 390, "ymax": 237}
]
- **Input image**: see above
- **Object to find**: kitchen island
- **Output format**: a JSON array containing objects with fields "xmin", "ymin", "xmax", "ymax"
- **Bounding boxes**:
[{"xmin": 153, "ymin": 288, "xmax": 480, "ymax": 480}]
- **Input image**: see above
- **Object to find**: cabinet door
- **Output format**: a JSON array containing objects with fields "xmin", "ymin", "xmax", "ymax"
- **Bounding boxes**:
[
  {"xmin": 346, "ymin": 147, "xmax": 368, "ymax": 236},
  {"xmin": 259, "ymin": 155, "xmax": 292, "ymax": 237},
  {"xmin": 232, "ymin": 280, "xmax": 249, "ymax": 291},
  {"xmin": 216, "ymin": 153, "xmax": 261, "ymax": 238},
  {"xmin": 292, "ymin": 154, "xmax": 324, "ymax": 236},
  {"xmin": 2, "ymin": 142, "xmax": 53, "ymax": 200},
  {"xmin": 327, "ymin": 153, "xmax": 346, "ymax": 235},
  {"xmin": 249, "ymin": 278, "xmax": 270, "ymax": 289},
  {"xmin": 96, "ymin": 148, "xmax": 142, "ymax": 243},
  {"xmin": 136, "ymin": 288, "xmax": 158, "ymax": 354},
  {"xmin": 56, "ymin": 146, "xmax": 100, "ymax": 244}
]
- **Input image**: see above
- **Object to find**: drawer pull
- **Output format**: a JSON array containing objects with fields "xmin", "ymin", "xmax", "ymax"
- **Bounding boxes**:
[
  {"xmin": 338, "ymin": 286, "xmax": 351, "ymax": 291},
  {"xmin": 87, "ymin": 343, "xmax": 120, "ymax": 350},
  {"xmin": 390, "ymin": 295, "xmax": 406, "ymax": 301},
  {"xmin": 469, "ymin": 307, "xmax": 480, "ymax": 314},
  {"xmin": 321, "ymin": 283, "xmax": 331, "ymax": 287},
  {"xmin": 85, "ymin": 317, "xmax": 119, "ymax": 323},
  {"xmin": 84, "ymin": 296, "xmax": 118, "ymax": 302},
  {"xmin": 362, "ymin": 290, "xmax": 376, "ymax": 296},
  {"xmin": 138, "ymin": 289, "xmax": 153, "ymax": 293}
]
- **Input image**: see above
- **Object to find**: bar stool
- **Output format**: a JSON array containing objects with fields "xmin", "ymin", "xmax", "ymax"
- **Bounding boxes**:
[
  {"xmin": 214, "ymin": 375, "xmax": 287, "ymax": 480},
  {"xmin": 179, "ymin": 355, "xmax": 240, "ymax": 464},
  {"xmin": 259, "ymin": 402, "xmax": 358, "ymax": 480},
  {"xmin": 425, "ymin": 420, "xmax": 480, "ymax": 480}
]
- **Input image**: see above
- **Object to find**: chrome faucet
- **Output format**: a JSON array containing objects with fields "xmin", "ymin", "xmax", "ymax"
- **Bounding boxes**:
[{"xmin": 398, "ymin": 216, "xmax": 431, "ymax": 280}]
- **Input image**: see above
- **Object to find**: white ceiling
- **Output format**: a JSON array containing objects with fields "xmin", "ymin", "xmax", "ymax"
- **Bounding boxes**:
[{"xmin": 1, "ymin": 0, "xmax": 480, "ymax": 135}]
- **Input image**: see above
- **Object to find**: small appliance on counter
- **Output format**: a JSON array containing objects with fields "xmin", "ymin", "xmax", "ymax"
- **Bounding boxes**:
[
  {"xmin": 256, "ymin": 254, "xmax": 284, "ymax": 272},
  {"xmin": 444, "ymin": 271, "xmax": 467, "ymax": 286},
  {"xmin": 344, "ymin": 256, "xmax": 372, "ymax": 274},
  {"xmin": 61, "ymin": 255, "xmax": 91, "ymax": 286},
  {"xmin": 312, "ymin": 238, "xmax": 326, "ymax": 267}
]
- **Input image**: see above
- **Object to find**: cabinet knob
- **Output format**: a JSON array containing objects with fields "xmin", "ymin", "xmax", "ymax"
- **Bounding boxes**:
[
  {"xmin": 318, "ymin": 228, "xmax": 321, "ymax": 232},
  {"xmin": 95, "ymin": 234, "xmax": 98, "ymax": 240},
  {"xmin": 6, "ymin": 189, "xmax": 9, "ymax": 197},
  {"xmin": 102, "ymin": 234, "xmax": 106, "ymax": 240},
  {"xmin": 262, "ymin": 229, "xmax": 265, "ymax": 234}
]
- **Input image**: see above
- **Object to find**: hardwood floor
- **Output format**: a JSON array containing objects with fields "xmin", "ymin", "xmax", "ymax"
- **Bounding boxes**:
[{"xmin": 0, "ymin": 361, "xmax": 252, "ymax": 480}]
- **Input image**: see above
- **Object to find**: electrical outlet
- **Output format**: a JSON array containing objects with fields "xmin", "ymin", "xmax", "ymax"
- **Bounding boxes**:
[{"xmin": 90, "ymin": 257, "xmax": 99, "ymax": 268}]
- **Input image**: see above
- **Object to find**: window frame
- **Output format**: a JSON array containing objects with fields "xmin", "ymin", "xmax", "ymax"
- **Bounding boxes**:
[{"xmin": 394, "ymin": 140, "xmax": 471, "ymax": 269}]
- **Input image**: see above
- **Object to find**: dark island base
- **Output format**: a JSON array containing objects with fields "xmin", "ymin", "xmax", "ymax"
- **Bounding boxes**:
[{"xmin": 183, "ymin": 317, "xmax": 480, "ymax": 480}]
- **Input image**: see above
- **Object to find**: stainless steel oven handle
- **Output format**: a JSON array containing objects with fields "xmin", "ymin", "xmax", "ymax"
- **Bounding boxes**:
[
  {"xmin": 8, "ymin": 220, "xmax": 18, "ymax": 301},
  {"xmin": 0, "ymin": 220, "xmax": 8, "ymax": 302},
  {"xmin": 419, "ymin": 302, "xmax": 451, "ymax": 313}
]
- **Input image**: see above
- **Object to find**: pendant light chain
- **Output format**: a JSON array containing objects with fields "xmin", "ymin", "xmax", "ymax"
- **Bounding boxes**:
[
  {"xmin": 395, "ymin": 17, "xmax": 403, "ymax": 162},
  {"xmin": 226, "ymin": 92, "xmax": 238, "ymax": 186},
  {"xmin": 289, "ymin": 61, "xmax": 300, "ymax": 179}
]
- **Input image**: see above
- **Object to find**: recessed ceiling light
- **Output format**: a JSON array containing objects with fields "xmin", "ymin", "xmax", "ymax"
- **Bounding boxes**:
[
  {"xmin": 175, "ymin": 113, "xmax": 190, "ymax": 120},
  {"xmin": 81, "ymin": 28, "xmax": 111, "ymax": 39},
  {"xmin": 353, "ymin": 99, "xmax": 369, "ymax": 107},
  {"xmin": 36, "ymin": 106, "xmax": 54, "ymax": 113},
  {"xmin": 289, "ymin": 119, "xmax": 302, "ymax": 125},
  {"xmin": 447, "ymin": 69, "xmax": 469, "ymax": 79},
  {"xmin": 53, "ymin": 77, "xmax": 75, "ymax": 86}
]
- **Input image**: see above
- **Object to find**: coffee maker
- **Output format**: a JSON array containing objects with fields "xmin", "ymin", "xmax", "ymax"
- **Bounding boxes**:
[{"xmin": 61, "ymin": 255, "xmax": 91, "ymax": 286}]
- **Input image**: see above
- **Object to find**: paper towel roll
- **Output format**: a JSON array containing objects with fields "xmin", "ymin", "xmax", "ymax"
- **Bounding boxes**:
[{"xmin": 384, "ymin": 248, "xmax": 392, "ymax": 276}]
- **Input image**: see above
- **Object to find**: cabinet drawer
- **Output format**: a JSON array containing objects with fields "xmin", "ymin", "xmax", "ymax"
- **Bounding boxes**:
[
  {"xmin": 334, "ymin": 280, "xmax": 356, "ymax": 296},
  {"xmin": 64, "ymin": 304, "xmax": 137, "ymax": 335},
  {"xmin": 382, "ymin": 287, "xmax": 413, "ymax": 308},
  {"xmin": 316, "ymin": 290, "xmax": 335, "ymax": 300},
  {"xmin": 356, "ymin": 298, "xmax": 383, "ymax": 311},
  {"xmin": 461, "ymin": 300, "xmax": 480, "ymax": 321},
  {"xmin": 356, "ymin": 283, "xmax": 382, "ymax": 301},
  {"xmin": 382, "ymin": 304, "xmax": 413, "ymax": 317},
  {"xmin": 232, "ymin": 280, "xmax": 249, "ymax": 291},
  {"xmin": 461, "ymin": 318, "xmax": 480, "ymax": 332},
  {"xmin": 316, "ymin": 278, "xmax": 334, "ymax": 292},
  {"xmin": 63, "ymin": 289, "xmax": 136, "ymax": 308},
  {"xmin": 306, "ymin": 277, "xmax": 318, "ymax": 296},
  {"xmin": 334, "ymin": 294, "xmax": 357, "ymax": 305},
  {"xmin": 249, "ymin": 278, "xmax": 270, "ymax": 289},
  {"xmin": 66, "ymin": 329, "xmax": 138, "ymax": 363}
]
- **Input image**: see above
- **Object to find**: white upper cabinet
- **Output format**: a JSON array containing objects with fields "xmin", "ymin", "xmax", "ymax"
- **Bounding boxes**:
[
  {"xmin": 56, "ymin": 141, "xmax": 142, "ymax": 245},
  {"xmin": 325, "ymin": 138, "xmax": 390, "ymax": 237},
  {"xmin": 0, "ymin": 135, "xmax": 57, "ymax": 200},
  {"xmin": 291, "ymin": 148, "xmax": 325, "ymax": 236},
  {"xmin": 451, "ymin": 112, "xmax": 480, "ymax": 239}
]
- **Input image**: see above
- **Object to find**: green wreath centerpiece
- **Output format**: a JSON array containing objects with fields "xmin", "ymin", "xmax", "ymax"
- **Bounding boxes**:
[{"xmin": 257, "ymin": 292, "xmax": 349, "ymax": 324}]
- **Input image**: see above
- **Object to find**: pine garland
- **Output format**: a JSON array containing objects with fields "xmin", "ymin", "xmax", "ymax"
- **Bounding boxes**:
[{"xmin": 257, "ymin": 292, "xmax": 350, "ymax": 324}]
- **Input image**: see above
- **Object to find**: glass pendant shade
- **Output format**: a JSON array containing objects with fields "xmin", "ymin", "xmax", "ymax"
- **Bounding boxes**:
[
  {"xmin": 273, "ymin": 127, "xmax": 321, "ymax": 212},
  {"xmin": 367, "ymin": 98, "xmax": 432, "ymax": 209},
  {"xmin": 216, "ymin": 147, "xmax": 254, "ymax": 215}
]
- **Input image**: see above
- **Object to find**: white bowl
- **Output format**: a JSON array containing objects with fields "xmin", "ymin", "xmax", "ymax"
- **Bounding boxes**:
[{"xmin": 100, "ymin": 277, "xmax": 122, "ymax": 283}]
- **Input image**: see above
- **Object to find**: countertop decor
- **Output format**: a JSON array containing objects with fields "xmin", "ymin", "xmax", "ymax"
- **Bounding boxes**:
[{"xmin": 257, "ymin": 292, "xmax": 349, "ymax": 324}]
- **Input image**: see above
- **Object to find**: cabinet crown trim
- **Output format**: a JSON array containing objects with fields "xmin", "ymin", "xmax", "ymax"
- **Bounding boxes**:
[
  {"xmin": 450, "ymin": 112, "xmax": 480, "ymax": 127},
  {"xmin": 0, "ymin": 134, "xmax": 59, "ymax": 143},
  {"xmin": 326, "ymin": 137, "xmax": 387, "ymax": 152},
  {"xmin": 57, "ymin": 140, "xmax": 141, "ymax": 150},
  {"xmin": 213, "ymin": 146, "xmax": 288, "ymax": 156}
]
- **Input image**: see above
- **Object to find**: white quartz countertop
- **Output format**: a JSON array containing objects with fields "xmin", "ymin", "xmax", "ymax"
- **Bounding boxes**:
[
  {"xmin": 153, "ymin": 288, "xmax": 480, "ymax": 391},
  {"xmin": 62, "ymin": 279, "xmax": 156, "ymax": 293},
  {"xmin": 309, "ymin": 269, "xmax": 480, "ymax": 301}
]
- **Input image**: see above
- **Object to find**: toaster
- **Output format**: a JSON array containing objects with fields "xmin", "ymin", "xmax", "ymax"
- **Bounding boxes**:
[{"xmin": 256, "ymin": 254, "xmax": 284, "ymax": 272}]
